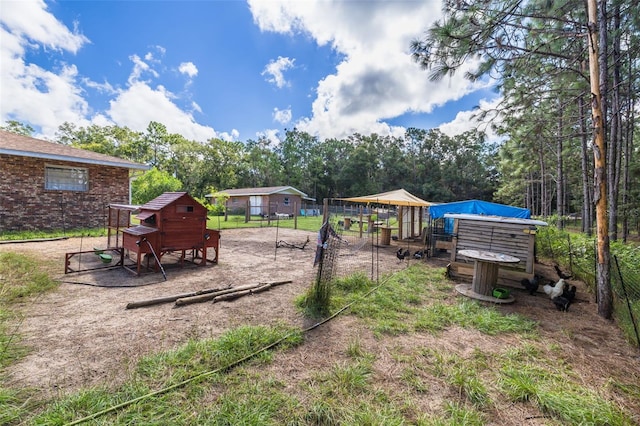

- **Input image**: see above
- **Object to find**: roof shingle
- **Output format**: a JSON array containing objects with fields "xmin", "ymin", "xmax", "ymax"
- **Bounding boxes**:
[{"xmin": 0, "ymin": 130, "xmax": 149, "ymax": 170}]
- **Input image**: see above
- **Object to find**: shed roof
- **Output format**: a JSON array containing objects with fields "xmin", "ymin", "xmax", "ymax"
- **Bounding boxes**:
[
  {"xmin": 212, "ymin": 186, "xmax": 311, "ymax": 199},
  {"xmin": 0, "ymin": 130, "xmax": 149, "ymax": 170},
  {"xmin": 443, "ymin": 213, "xmax": 547, "ymax": 226},
  {"xmin": 339, "ymin": 188, "xmax": 432, "ymax": 207}
]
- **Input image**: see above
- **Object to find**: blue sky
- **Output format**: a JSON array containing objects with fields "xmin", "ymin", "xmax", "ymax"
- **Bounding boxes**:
[{"xmin": 1, "ymin": 0, "xmax": 500, "ymax": 144}]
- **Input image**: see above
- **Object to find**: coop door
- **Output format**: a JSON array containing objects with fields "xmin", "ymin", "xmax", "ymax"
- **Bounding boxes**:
[
  {"xmin": 250, "ymin": 196, "xmax": 262, "ymax": 215},
  {"xmin": 401, "ymin": 207, "xmax": 420, "ymax": 238}
]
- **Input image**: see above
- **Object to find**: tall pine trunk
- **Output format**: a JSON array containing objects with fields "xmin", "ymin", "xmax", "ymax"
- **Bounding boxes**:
[
  {"xmin": 578, "ymin": 93, "xmax": 593, "ymax": 235},
  {"xmin": 556, "ymin": 98, "xmax": 565, "ymax": 229},
  {"xmin": 622, "ymin": 51, "xmax": 635, "ymax": 242},
  {"xmin": 588, "ymin": 0, "xmax": 612, "ymax": 319},
  {"xmin": 538, "ymin": 147, "xmax": 548, "ymax": 218},
  {"xmin": 608, "ymin": 4, "xmax": 622, "ymax": 241}
]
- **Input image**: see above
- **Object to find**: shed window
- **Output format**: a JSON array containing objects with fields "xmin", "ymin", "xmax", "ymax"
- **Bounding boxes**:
[
  {"xmin": 283, "ymin": 197, "xmax": 290, "ymax": 206},
  {"xmin": 177, "ymin": 205, "xmax": 194, "ymax": 213},
  {"xmin": 45, "ymin": 165, "xmax": 88, "ymax": 191}
]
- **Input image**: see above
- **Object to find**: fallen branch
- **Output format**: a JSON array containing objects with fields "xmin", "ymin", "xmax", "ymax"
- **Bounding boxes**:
[
  {"xmin": 126, "ymin": 285, "xmax": 231, "ymax": 309},
  {"xmin": 276, "ymin": 236, "xmax": 310, "ymax": 250},
  {"xmin": 213, "ymin": 289, "xmax": 253, "ymax": 302},
  {"xmin": 213, "ymin": 283, "xmax": 273, "ymax": 302},
  {"xmin": 175, "ymin": 280, "xmax": 291, "ymax": 307}
]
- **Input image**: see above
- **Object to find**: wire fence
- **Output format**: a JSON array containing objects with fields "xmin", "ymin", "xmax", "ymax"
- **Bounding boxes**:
[
  {"xmin": 311, "ymin": 201, "xmax": 433, "ymax": 289},
  {"xmin": 537, "ymin": 228, "xmax": 640, "ymax": 348},
  {"xmin": 313, "ymin": 212, "xmax": 385, "ymax": 285},
  {"xmin": 217, "ymin": 202, "xmax": 640, "ymax": 348}
]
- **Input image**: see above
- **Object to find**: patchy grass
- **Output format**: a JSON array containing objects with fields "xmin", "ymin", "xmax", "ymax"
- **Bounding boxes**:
[
  {"xmin": 0, "ymin": 228, "xmax": 106, "ymax": 241},
  {"xmin": 499, "ymin": 356, "xmax": 633, "ymax": 424},
  {"xmin": 207, "ymin": 214, "xmax": 323, "ymax": 232},
  {"xmin": 1, "ymin": 259, "xmax": 638, "ymax": 425},
  {"xmin": 331, "ymin": 266, "xmax": 537, "ymax": 338},
  {"xmin": 0, "ymin": 252, "xmax": 59, "ymax": 369},
  {"xmin": 30, "ymin": 325, "xmax": 303, "ymax": 425},
  {"xmin": 0, "ymin": 252, "xmax": 60, "ymax": 424}
]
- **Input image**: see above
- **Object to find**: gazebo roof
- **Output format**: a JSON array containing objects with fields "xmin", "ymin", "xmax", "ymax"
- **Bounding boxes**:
[{"xmin": 339, "ymin": 189, "xmax": 432, "ymax": 207}]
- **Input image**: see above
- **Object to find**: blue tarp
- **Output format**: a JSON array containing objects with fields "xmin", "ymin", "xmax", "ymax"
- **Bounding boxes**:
[{"xmin": 428, "ymin": 200, "xmax": 531, "ymax": 220}]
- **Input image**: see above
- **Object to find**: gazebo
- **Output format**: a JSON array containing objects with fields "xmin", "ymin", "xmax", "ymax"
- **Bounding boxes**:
[{"xmin": 339, "ymin": 189, "xmax": 433, "ymax": 242}]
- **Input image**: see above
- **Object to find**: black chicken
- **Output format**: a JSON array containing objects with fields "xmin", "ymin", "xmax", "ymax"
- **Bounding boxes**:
[
  {"xmin": 520, "ymin": 275, "xmax": 540, "ymax": 295},
  {"xmin": 554, "ymin": 264, "xmax": 573, "ymax": 280},
  {"xmin": 396, "ymin": 248, "xmax": 410, "ymax": 263},
  {"xmin": 553, "ymin": 295, "xmax": 571, "ymax": 312},
  {"xmin": 562, "ymin": 284, "xmax": 577, "ymax": 302}
]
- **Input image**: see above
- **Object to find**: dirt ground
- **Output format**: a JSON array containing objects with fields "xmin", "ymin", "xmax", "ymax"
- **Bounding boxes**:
[{"xmin": 2, "ymin": 227, "xmax": 639, "ymax": 422}]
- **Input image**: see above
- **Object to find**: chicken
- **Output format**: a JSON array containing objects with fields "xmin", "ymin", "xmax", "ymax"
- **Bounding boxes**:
[
  {"xmin": 520, "ymin": 275, "xmax": 540, "ymax": 295},
  {"xmin": 413, "ymin": 250, "xmax": 424, "ymax": 259},
  {"xmin": 396, "ymin": 248, "xmax": 410, "ymax": 263},
  {"xmin": 553, "ymin": 295, "xmax": 571, "ymax": 312},
  {"xmin": 543, "ymin": 278, "xmax": 566, "ymax": 300},
  {"xmin": 554, "ymin": 264, "xmax": 573, "ymax": 280},
  {"xmin": 445, "ymin": 263, "xmax": 452, "ymax": 278},
  {"xmin": 562, "ymin": 284, "xmax": 577, "ymax": 302}
]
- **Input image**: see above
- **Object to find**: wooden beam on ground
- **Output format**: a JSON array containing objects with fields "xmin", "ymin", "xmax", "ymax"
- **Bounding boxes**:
[
  {"xmin": 126, "ymin": 285, "xmax": 231, "ymax": 309},
  {"xmin": 174, "ymin": 280, "xmax": 292, "ymax": 307}
]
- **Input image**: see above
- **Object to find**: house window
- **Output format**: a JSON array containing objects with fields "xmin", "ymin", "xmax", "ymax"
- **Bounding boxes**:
[
  {"xmin": 283, "ymin": 197, "xmax": 290, "ymax": 206},
  {"xmin": 45, "ymin": 165, "xmax": 88, "ymax": 191}
]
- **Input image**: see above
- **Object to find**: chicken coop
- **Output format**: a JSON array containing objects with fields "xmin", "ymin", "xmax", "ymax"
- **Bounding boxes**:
[
  {"xmin": 443, "ymin": 213, "xmax": 547, "ymax": 286},
  {"xmin": 122, "ymin": 192, "xmax": 220, "ymax": 276}
]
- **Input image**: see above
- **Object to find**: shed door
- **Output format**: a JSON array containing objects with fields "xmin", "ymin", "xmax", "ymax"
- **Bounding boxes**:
[{"xmin": 250, "ymin": 196, "xmax": 262, "ymax": 215}]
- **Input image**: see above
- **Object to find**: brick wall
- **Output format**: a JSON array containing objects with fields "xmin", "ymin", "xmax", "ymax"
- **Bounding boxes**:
[
  {"xmin": 269, "ymin": 194, "xmax": 300, "ymax": 215},
  {"xmin": 0, "ymin": 154, "xmax": 130, "ymax": 232}
]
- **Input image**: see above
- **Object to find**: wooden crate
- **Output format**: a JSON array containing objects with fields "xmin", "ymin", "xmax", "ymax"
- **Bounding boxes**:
[{"xmin": 445, "ymin": 214, "xmax": 547, "ymax": 286}]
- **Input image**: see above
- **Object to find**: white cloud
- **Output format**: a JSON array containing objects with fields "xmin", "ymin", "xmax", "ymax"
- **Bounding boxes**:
[
  {"xmin": 256, "ymin": 128, "xmax": 282, "ymax": 145},
  {"xmin": 0, "ymin": 0, "xmax": 88, "ymax": 54},
  {"xmin": 249, "ymin": 0, "xmax": 490, "ymax": 140},
  {"xmin": 106, "ymin": 56, "xmax": 229, "ymax": 142},
  {"xmin": 82, "ymin": 77, "xmax": 117, "ymax": 95},
  {"xmin": 439, "ymin": 97, "xmax": 504, "ymax": 143},
  {"xmin": 106, "ymin": 81, "xmax": 216, "ymax": 142},
  {"xmin": 128, "ymin": 54, "xmax": 159, "ymax": 85},
  {"xmin": 179, "ymin": 62, "xmax": 198, "ymax": 78},
  {"xmin": 273, "ymin": 107, "xmax": 292, "ymax": 125},
  {"xmin": 191, "ymin": 101, "xmax": 203, "ymax": 114},
  {"xmin": 262, "ymin": 56, "xmax": 295, "ymax": 88},
  {"xmin": 0, "ymin": 1, "xmax": 233, "ymax": 143},
  {"xmin": 1, "ymin": 0, "xmax": 499, "ymax": 147},
  {"xmin": 0, "ymin": 2, "xmax": 91, "ymax": 139},
  {"xmin": 217, "ymin": 128, "xmax": 240, "ymax": 142},
  {"xmin": 144, "ymin": 45, "xmax": 165, "ymax": 62}
]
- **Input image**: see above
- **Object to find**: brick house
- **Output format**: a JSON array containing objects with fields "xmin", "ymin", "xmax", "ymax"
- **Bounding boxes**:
[
  {"xmin": 0, "ymin": 130, "xmax": 149, "ymax": 232},
  {"xmin": 209, "ymin": 186, "xmax": 314, "ymax": 217}
]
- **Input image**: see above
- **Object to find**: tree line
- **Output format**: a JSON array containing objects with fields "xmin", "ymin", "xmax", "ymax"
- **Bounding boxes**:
[
  {"xmin": 5, "ymin": 112, "xmax": 636, "ymax": 238},
  {"xmin": 2, "ymin": 120, "xmax": 498, "ymax": 206}
]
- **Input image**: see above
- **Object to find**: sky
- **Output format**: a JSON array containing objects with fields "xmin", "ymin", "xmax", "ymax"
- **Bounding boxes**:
[{"xmin": 0, "ymin": 0, "xmax": 501, "ymax": 144}]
